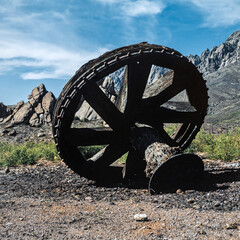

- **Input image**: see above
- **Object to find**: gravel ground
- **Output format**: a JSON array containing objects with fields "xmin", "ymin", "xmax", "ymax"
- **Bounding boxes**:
[{"xmin": 0, "ymin": 160, "xmax": 239, "ymax": 240}]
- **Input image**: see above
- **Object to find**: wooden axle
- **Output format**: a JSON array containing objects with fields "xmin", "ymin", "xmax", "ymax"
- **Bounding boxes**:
[{"xmin": 125, "ymin": 126, "xmax": 204, "ymax": 194}]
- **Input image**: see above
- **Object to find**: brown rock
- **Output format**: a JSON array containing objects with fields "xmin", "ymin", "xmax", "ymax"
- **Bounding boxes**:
[
  {"xmin": 42, "ymin": 92, "xmax": 56, "ymax": 113},
  {"xmin": 35, "ymin": 103, "xmax": 44, "ymax": 115},
  {"xmin": 7, "ymin": 130, "xmax": 16, "ymax": 136},
  {"xmin": 29, "ymin": 84, "xmax": 47, "ymax": 107},
  {"xmin": 13, "ymin": 102, "xmax": 33, "ymax": 124},
  {"xmin": 44, "ymin": 112, "xmax": 52, "ymax": 123},
  {"xmin": 14, "ymin": 101, "xmax": 24, "ymax": 113},
  {"xmin": 2, "ymin": 114, "xmax": 13, "ymax": 124},
  {"xmin": 29, "ymin": 113, "xmax": 40, "ymax": 126}
]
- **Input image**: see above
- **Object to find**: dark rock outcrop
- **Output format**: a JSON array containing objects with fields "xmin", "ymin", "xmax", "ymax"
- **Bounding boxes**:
[{"xmin": 0, "ymin": 103, "xmax": 12, "ymax": 121}]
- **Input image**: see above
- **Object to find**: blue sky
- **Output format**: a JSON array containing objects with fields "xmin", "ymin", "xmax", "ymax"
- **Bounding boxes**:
[{"xmin": 0, "ymin": 0, "xmax": 240, "ymax": 105}]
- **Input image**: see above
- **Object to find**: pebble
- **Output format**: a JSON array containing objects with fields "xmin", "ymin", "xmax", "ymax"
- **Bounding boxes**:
[
  {"xmin": 7, "ymin": 130, "xmax": 16, "ymax": 136},
  {"xmin": 185, "ymin": 190, "xmax": 195, "ymax": 194},
  {"xmin": 176, "ymin": 189, "xmax": 183, "ymax": 194},
  {"xmin": 225, "ymin": 223, "xmax": 240, "ymax": 229},
  {"xmin": 37, "ymin": 132, "xmax": 45, "ymax": 138},
  {"xmin": 223, "ymin": 163, "xmax": 240, "ymax": 168},
  {"xmin": 214, "ymin": 201, "xmax": 221, "ymax": 207},
  {"xmin": 4, "ymin": 167, "xmax": 10, "ymax": 174},
  {"xmin": 134, "ymin": 213, "xmax": 148, "ymax": 221},
  {"xmin": 187, "ymin": 198, "xmax": 195, "ymax": 204},
  {"xmin": 85, "ymin": 196, "xmax": 93, "ymax": 202},
  {"xmin": 198, "ymin": 230, "xmax": 207, "ymax": 235}
]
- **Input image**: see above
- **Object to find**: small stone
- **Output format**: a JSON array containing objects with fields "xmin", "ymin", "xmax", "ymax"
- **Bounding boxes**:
[
  {"xmin": 193, "ymin": 205, "xmax": 201, "ymax": 209},
  {"xmin": 199, "ymin": 230, "xmax": 206, "ymax": 235},
  {"xmin": 187, "ymin": 198, "xmax": 195, "ymax": 204},
  {"xmin": 7, "ymin": 130, "xmax": 16, "ymax": 136},
  {"xmin": 185, "ymin": 190, "xmax": 195, "ymax": 194},
  {"xmin": 37, "ymin": 132, "xmax": 45, "ymax": 138},
  {"xmin": 225, "ymin": 223, "xmax": 239, "ymax": 229},
  {"xmin": 36, "ymin": 162, "xmax": 44, "ymax": 166},
  {"xmin": 134, "ymin": 213, "xmax": 148, "ymax": 221},
  {"xmin": 85, "ymin": 196, "xmax": 93, "ymax": 202},
  {"xmin": 2, "ymin": 129, "xmax": 9, "ymax": 134},
  {"xmin": 214, "ymin": 201, "xmax": 221, "ymax": 207},
  {"xmin": 4, "ymin": 167, "xmax": 10, "ymax": 174},
  {"xmin": 176, "ymin": 189, "xmax": 183, "ymax": 194},
  {"xmin": 19, "ymin": 217, "xmax": 23, "ymax": 221}
]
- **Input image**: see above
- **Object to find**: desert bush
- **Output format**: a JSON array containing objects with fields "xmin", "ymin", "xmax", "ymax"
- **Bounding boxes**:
[
  {"xmin": 78, "ymin": 145, "xmax": 106, "ymax": 159},
  {"xmin": 185, "ymin": 128, "xmax": 240, "ymax": 161},
  {"xmin": 0, "ymin": 142, "xmax": 60, "ymax": 167}
]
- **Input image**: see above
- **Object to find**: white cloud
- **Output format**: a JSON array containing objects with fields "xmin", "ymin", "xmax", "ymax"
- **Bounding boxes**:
[
  {"xmin": 0, "ymin": 29, "xmax": 107, "ymax": 80},
  {"xmin": 94, "ymin": 0, "xmax": 165, "ymax": 17},
  {"xmin": 184, "ymin": 0, "xmax": 240, "ymax": 27},
  {"xmin": 94, "ymin": 0, "xmax": 119, "ymax": 3},
  {"xmin": 0, "ymin": 1, "xmax": 107, "ymax": 81},
  {"xmin": 122, "ymin": 0, "xmax": 165, "ymax": 17}
]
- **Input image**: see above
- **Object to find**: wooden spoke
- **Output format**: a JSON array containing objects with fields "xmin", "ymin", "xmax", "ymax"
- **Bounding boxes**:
[
  {"xmin": 178, "ymin": 124, "xmax": 197, "ymax": 146},
  {"xmin": 82, "ymin": 81, "xmax": 124, "ymax": 131},
  {"xmin": 64, "ymin": 128, "xmax": 116, "ymax": 146},
  {"xmin": 115, "ymin": 62, "xmax": 152, "ymax": 119},
  {"xmin": 141, "ymin": 71, "xmax": 185, "ymax": 108},
  {"xmin": 138, "ymin": 107, "xmax": 201, "ymax": 124},
  {"xmin": 158, "ymin": 107, "xmax": 201, "ymax": 123},
  {"xmin": 124, "ymin": 62, "xmax": 152, "ymax": 119},
  {"xmin": 172, "ymin": 123, "xmax": 190, "ymax": 141},
  {"xmin": 156, "ymin": 127, "xmax": 179, "ymax": 147},
  {"xmin": 93, "ymin": 143, "xmax": 129, "ymax": 168},
  {"xmin": 143, "ymin": 70, "xmax": 174, "ymax": 99}
]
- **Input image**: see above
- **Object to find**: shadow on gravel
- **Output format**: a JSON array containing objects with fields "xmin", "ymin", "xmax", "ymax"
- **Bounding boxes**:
[
  {"xmin": 94, "ymin": 167, "xmax": 240, "ymax": 193},
  {"xmin": 197, "ymin": 168, "xmax": 240, "ymax": 192}
]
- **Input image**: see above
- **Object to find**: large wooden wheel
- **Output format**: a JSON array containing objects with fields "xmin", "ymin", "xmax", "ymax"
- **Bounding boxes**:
[{"xmin": 52, "ymin": 43, "xmax": 208, "ymax": 181}]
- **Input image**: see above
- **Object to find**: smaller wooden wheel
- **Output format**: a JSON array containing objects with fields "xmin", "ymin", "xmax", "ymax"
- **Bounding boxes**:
[{"xmin": 52, "ymin": 43, "xmax": 208, "ymax": 181}]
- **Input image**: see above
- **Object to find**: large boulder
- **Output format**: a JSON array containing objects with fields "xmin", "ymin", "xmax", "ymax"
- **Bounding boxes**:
[
  {"xmin": 42, "ymin": 92, "xmax": 56, "ymax": 114},
  {"xmin": 28, "ymin": 83, "xmax": 47, "ymax": 107},
  {"xmin": 2, "ymin": 84, "xmax": 56, "ymax": 126},
  {"xmin": 12, "ymin": 102, "xmax": 33, "ymax": 124}
]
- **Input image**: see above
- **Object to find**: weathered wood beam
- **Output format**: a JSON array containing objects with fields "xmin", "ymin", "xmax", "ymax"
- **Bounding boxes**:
[
  {"xmin": 82, "ymin": 82, "xmax": 125, "ymax": 131},
  {"xmin": 141, "ymin": 71, "xmax": 185, "ymax": 108},
  {"xmin": 64, "ymin": 127, "xmax": 115, "ymax": 146},
  {"xmin": 138, "ymin": 107, "xmax": 201, "ymax": 124},
  {"xmin": 124, "ymin": 62, "xmax": 152, "ymax": 121}
]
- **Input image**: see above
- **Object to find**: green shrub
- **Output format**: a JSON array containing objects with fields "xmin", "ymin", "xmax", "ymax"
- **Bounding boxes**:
[
  {"xmin": 185, "ymin": 128, "xmax": 240, "ymax": 161},
  {"xmin": 0, "ymin": 142, "xmax": 60, "ymax": 167},
  {"xmin": 78, "ymin": 145, "xmax": 106, "ymax": 159}
]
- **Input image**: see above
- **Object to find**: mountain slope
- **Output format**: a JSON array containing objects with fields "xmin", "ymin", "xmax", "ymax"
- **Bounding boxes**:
[{"xmin": 189, "ymin": 31, "xmax": 240, "ymax": 123}]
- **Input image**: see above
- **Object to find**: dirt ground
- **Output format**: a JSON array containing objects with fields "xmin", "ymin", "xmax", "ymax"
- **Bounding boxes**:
[{"xmin": 0, "ymin": 159, "xmax": 240, "ymax": 240}]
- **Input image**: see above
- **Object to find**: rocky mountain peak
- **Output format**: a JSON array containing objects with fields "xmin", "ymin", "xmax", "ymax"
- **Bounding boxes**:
[
  {"xmin": 226, "ymin": 30, "xmax": 240, "ymax": 45},
  {"xmin": 189, "ymin": 30, "xmax": 240, "ymax": 74}
]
